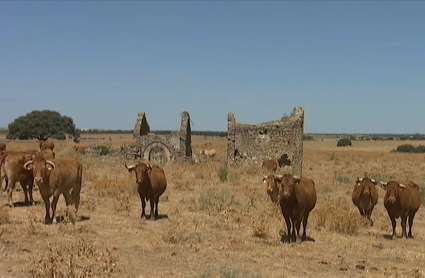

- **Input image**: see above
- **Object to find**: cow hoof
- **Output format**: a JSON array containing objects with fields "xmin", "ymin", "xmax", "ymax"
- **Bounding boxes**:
[{"xmin": 44, "ymin": 218, "xmax": 53, "ymax": 225}]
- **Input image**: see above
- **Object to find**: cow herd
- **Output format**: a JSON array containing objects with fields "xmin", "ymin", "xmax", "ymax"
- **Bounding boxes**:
[
  {"xmin": 0, "ymin": 141, "xmax": 168, "ymax": 224},
  {"xmin": 0, "ymin": 141, "xmax": 422, "ymax": 244},
  {"xmin": 261, "ymin": 158, "xmax": 422, "ymax": 243}
]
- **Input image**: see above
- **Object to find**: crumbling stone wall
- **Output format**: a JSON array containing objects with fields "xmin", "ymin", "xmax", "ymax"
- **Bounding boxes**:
[
  {"xmin": 227, "ymin": 107, "xmax": 304, "ymax": 176},
  {"xmin": 133, "ymin": 112, "xmax": 150, "ymax": 139},
  {"xmin": 131, "ymin": 111, "xmax": 193, "ymax": 164}
]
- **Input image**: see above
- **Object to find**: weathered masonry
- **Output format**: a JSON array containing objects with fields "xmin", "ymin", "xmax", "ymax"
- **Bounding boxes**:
[
  {"xmin": 227, "ymin": 107, "xmax": 304, "ymax": 176},
  {"xmin": 131, "ymin": 111, "xmax": 193, "ymax": 165}
]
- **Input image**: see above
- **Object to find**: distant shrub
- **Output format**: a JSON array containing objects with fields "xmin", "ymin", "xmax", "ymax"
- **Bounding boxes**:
[
  {"xmin": 337, "ymin": 138, "xmax": 352, "ymax": 147},
  {"xmin": 393, "ymin": 144, "xmax": 425, "ymax": 153},
  {"xmin": 349, "ymin": 135, "xmax": 356, "ymax": 141},
  {"xmin": 93, "ymin": 145, "xmax": 111, "ymax": 155},
  {"xmin": 303, "ymin": 135, "xmax": 314, "ymax": 141}
]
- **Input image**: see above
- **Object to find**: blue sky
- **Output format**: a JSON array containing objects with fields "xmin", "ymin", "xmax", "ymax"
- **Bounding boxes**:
[{"xmin": 1, "ymin": 1, "xmax": 424, "ymax": 133}]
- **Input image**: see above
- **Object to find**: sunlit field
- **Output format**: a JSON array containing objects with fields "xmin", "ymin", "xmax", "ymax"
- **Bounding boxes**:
[{"xmin": 1, "ymin": 134, "xmax": 424, "ymax": 277}]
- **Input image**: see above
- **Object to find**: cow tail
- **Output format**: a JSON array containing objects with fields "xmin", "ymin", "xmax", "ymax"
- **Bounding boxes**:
[{"xmin": 72, "ymin": 164, "xmax": 83, "ymax": 213}]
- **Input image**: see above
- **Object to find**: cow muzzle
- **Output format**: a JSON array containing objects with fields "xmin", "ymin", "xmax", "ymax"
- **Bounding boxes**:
[
  {"xmin": 388, "ymin": 196, "xmax": 396, "ymax": 203},
  {"xmin": 34, "ymin": 177, "xmax": 43, "ymax": 184}
]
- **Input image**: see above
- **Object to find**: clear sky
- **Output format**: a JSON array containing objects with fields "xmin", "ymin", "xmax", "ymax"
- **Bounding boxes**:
[{"xmin": 1, "ymin": 1, "xmax": 424, "ymax": 133}]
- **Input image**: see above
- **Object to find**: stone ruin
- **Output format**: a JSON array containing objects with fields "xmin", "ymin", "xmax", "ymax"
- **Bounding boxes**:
[
  {"xmin": 130, "ymin": 111, "xmax": 193, "ymax": 165},
  {"xmin": 227, "ymin": 107, "xmax": 304, "ymax": 176}
]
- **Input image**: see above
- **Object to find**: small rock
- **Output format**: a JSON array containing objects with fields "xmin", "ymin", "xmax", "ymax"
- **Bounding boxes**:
[{"xmin": 356, "ymin": 265, "xmax": 366, "ymax": 270}]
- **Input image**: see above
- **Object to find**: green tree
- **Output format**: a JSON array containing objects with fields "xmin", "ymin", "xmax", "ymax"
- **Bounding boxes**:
[{"xmin": 7, "ymin": 110, "xmax": 77, "ymax": 141}]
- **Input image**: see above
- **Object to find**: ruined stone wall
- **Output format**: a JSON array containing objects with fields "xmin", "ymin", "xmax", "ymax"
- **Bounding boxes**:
[
  {"xmin": 228, "ymin": 107, "xmax": 304, "ymax": 176},
  {"xmin": 133, "ymin": 112, "xmax": 150, "ymax": 139},
  {"xmin": 131, "ymin": 111, "xmax": 193, "ymax": 164}
]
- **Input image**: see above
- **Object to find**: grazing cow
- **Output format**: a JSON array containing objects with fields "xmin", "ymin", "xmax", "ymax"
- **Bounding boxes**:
[
  {"xmin": 125, "ymin": 161, "xmax": 167, "ymax": 220},
  {"xmin": 24, "ymin": 155, "xmax": 82, "ymax": 224},
  {"xmin": 380, "ymin": 180, "xmax": 421, "ymax": 239},
  {"xmin": 39, "ymin": 140, "xmax": 54, "ymax": 151},
  {"xmin": 200, "ymin": 149, "xmax": 216, "ymax": 158},
  {"xmin": 262, "ymin": 174, "xmax": 317, "ymax": 243},
  {"xmin": 72, "ymin": 145, "xmax": 87, "ymax": 154},
  {"xmin": 0, "ymin": 143, "xmax": 6, "ymax": 154},
  {"xmin": 262, "ymin": 158, "xmax": 278, "ymax": 174},
  {"xmin": 352, "ymin": 177, "xmax": 379, "ymax": 225},
  {"xmin": 39, "ymin": 149, "xmax": 55, "ymax": 159},
  {"xmin": 1, "ymin": 151, "xmax": 37, "ymax": 206}
]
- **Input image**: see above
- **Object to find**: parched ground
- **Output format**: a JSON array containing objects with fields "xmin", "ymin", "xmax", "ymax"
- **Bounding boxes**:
[{"xmin": 1, "ymin": 135, "xmax": 425, "ymax": 277}]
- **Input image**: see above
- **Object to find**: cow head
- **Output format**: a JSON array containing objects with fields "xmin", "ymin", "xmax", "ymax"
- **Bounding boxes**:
[
  {"xmin": 380, "ymin": 180, "xmax": 406, "ymax": 204},
  {"xmin": 262, "ymin": 175, "xmax": 282, "ymax": 203},
  {"xmin": 125, "ymin": 162, "xmax": 152, "ymax": 184},
  {"xmin": 277, "ymin": 174, "xmax": 301, "ymax": 201},
  {"xmin": 23, "ymin": 156, "xmax": 55, "ymax": 184},
  {"xmin": 355, "ymin": 177, "xmax": 377, "ymax": 195}
]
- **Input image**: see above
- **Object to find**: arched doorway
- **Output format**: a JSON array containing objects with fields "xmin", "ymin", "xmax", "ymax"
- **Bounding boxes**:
[{"xmin": 143, "ymin": 142, "xmax": 172, "ymax": 166}]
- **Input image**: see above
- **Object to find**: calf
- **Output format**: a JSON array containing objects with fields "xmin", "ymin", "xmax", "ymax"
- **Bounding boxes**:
[
  {"xmin": 262, "ymin": 174, "xmax": 317, "ymax": 243},
  {"xmin": 352, "ymin": 177, "xmax": 379, "ymax": 225},
  {"xmin": 125, "ymin": 161, "xmax": 167, "ymax": 220},
  {"xmin": 261, "ymin": 158, "xmax": 278, "ymax": 174},
  {"xmin": 380, "ymin": 180, "xmax": 421, "ymax": 239},
  {"xmin": 24, "ymin": 155, "xmax": 82, "ymax": 224}
]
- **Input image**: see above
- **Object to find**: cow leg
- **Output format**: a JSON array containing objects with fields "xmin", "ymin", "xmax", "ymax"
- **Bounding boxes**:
[
  {"xmin": 41, "ymin": 195, "xmax": 52, "ymax": 224},
  {"xmin": 154, "ymin": 197, "xmax": 160, "ymax": 219},
  {"xmin": 51, "ymin": 191, "xmax": 61, "ymax": 223},
  {"xmin": 388, "ymin": 214, "xmax": 396, "ymax": 239},
  {"xmin": 18, "ymin": 181, "xmax": 30, "ymax": 204},
  {"xmin": 357, "ymin": 208, "xmax": 365, "ymax": 217},
  {"xmin": 302, "ymin": 212, "xmax": 310, "ymax": 241},
  {"xmin": 401, "ymin": 214, "xmax": 408, "ymax": 239},
  {"xmin": 408, "ymin": 212, "xmax": 416, "ymax": 238},
  {"xmin": 27, "ymin": 179, "xmax": 34, "ymax": 205},
  {"xmin": 149, "ymin": 197, "xmax": 156, "ymax": 220},
  {"xmin": 283, "ymin": 215, "xmax": 291, "ymax": 242},
  {"xmin": 63, "ymin": 191, "xmax": 72, "ymax": 206},
  {"xmin": 367, "ymin": 208, "xmax": 374, "ymax": 226},
  {"xmin": 139, "ymin": 193, "xmax": 146, "ymax": 219},
  {"xmin": 6, "ymin": 177, "xmax": 17, "ymax": 207}
]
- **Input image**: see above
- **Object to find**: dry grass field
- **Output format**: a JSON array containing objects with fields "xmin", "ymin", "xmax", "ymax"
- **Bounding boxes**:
[{"xmin": 1, "ymin": 134, "xmax": 425, "ymax": 277}]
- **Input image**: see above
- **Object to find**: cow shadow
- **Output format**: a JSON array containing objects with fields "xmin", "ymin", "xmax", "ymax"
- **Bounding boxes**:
[
  {"xmin": 280, "ymin": 234, "xmax": 316, "ymax": 243},
  {"xmin": 382, "ymin": 234, "xmax": 412, "ymax": 240},
  {"xmin": 12, "ymin": 201, "xmax": 42, "ymax": 207},
  {"xmin": 54, "ymin": 215, "xmax": 91, "ymax": 224},
  {"xmin": 156, "ymin": 214, "xmax": 169, "ymax": 220}
]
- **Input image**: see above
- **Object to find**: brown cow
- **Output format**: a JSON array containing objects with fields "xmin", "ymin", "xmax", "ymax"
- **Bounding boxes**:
[
  {"xmin": 39, "ymin": 140, "xmax": 54, "ymax": 151},
  {"xmin": 262, "ymin": 174, "xmax": 317, "ymax": 243},
  {"xmin": 352, "ymin": 177, "xmax": 379, "ymax": 225},
  {"xmin": 380, "ymin": 180, "xmax": 421, "ymax": 239},
  {"xmin": 39, "ymin": 149, "xmax": 55, "ymax": 159},
  {"xmin": 24, "ymin": 155, "xmax": 82, "ymax": 224},
  {"xmin": 262, "ymin": 158, "xmax": 278, "ymax": 174},
  {"xmin": 0, "ymin": 142, "xmax": 6, "ymax": 154},
  {"xmin": 72, "ymin": 145, "xmax": 87, "ymax": 154},
  {"xmin": 125, "ymin": 161, "xmax": 167, "ymax": 220},
  {"xmin": 1, "ymin": 151, "xmax": 37, "ymax": 206}
]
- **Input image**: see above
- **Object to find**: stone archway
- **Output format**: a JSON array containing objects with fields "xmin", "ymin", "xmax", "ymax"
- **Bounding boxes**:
[{"xmin": 143, "ymin": 142, "xmax": 172, "ymax": 166}]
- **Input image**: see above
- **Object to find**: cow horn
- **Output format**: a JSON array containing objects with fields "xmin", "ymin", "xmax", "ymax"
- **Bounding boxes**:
[
  {"xmin": 263, "ymin": 175, "xmax": 268, "ymax": 182},
  {"xmin": 371, "ymin": 179, "xmax": 376, "ymax": 183},
  {"xmin": 275, "ymin": 175, "xmax": 283, "ymax": 179},
  {"xmin": 46, "ymin": 160, "xmax": 55, "ymax": 169},
  {"xmin": 293, "ymin": 175, "xmax": 300, "ymax": 179},
  {"xmin": 399, "ymin": 183, "xmax": 406, "ymax": 188},
  {"xmin": 357, "ymin": 177, "xmax": 363, "ymax": 182},
  {"xmin": 124, "ymin": 162, "xmax": 135, "ymax": 170},
  {"xmin": 380, "ymin": 181, "xmax": 387, "ymax": 185},
  {"xmin": 23, "ymin": 160, "xmax": 33, "ymax": 170}
]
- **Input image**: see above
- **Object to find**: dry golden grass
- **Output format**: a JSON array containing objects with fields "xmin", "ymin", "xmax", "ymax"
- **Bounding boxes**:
[{"xmin": 0, "ymin": 135, "xmax": 425, "ymax": 277}]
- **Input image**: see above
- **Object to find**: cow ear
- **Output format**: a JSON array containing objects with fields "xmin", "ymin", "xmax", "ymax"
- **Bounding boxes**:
[
  {"xmin": 147, "ymin": 164, "xmax": 152, "ymax": 172},
  {"xmin": 371, "ymin": 179, "xmax": 378, "ymax": 186},
  {"xmin": 263, "ymin": 176, "xmax": 268, "ymax": 184},
  {"xmin": 46, "ymin": 164, "xmax": 53, "ymax": 171},
  {"xmin": 380, "ymin": 181, "xmax": 387, "ymax": 190},
  {"xmin": 398, "ymin": 183, "xmax": 406, "ymax": 191},
  {"xmin": 274, "ymin": 175, "xmax": 282, "ymax": 183},
  {"xmin": 293, "ymin": 175, "xmax": 301, "ymax": 184}
]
